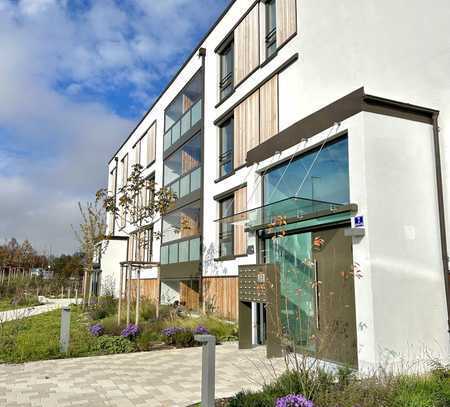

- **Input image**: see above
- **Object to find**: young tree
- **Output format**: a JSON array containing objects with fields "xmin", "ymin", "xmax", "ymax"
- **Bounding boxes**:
[
  {"xmin": 74, "ymin": 202, "xmax": 106, "ymax": 309},
  {"xmin": 97, "ymin": 163, "xmax": 176, "ymax": 325}
]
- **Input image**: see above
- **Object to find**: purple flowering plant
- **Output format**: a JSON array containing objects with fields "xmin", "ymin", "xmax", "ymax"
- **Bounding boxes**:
[
  {"xmin": 162, "ymin": 327, "xmax": 185, "ymax": 337},
  {"xmin": 275, "ymin": 394, "xmax": 315, "ymax": 407},
  {"xmin": 193, "ymin": 325, "xmax": 209, "ymax": 335},
  {"xmin": 121, "ymin": 324, "xmax": 140, "ymax": 339},
  {"xmin": 89, "ymin": 323, "xmax": 104, "ymax": 337}
]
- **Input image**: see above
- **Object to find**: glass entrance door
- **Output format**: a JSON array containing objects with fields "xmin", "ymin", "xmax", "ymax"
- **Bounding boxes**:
[{"xmin": 265, "ymin": 226, "xmax": 357, "ymax": 367}]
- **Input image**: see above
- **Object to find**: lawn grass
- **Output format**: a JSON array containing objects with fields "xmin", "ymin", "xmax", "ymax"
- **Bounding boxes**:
[
  {"xmin": 0, "ymin": 306, "xmax": 96, "ymax": 363},
  {"xmin": 0, "ymin": 296, "xmax": 41, "ymax": 312}
]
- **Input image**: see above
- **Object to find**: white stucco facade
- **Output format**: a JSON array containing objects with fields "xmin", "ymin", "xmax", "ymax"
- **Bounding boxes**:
[{"xmin": 99, "ymin": 0, "xmax": 450, "ymax": 368}]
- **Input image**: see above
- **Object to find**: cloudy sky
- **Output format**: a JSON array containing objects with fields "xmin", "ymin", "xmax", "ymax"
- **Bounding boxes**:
[{"xmin": 0, "ymin": 0, "xmax": 228, "ymax": 255}]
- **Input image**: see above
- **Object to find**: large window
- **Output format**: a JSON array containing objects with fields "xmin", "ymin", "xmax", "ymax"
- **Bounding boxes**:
[
  {"xmin": 121, "ymin": 154, "xmax": 128, "ymax": 187},
  {"xmin": 164, "ymin": 71, "xmax": 202, "ymax": 153},
  {"xmin": 219, "ymin": 196, "xmax": 234, "ymax": 257},
  {"xmin": 219, "ymin": 118, "xmax": 233, "ymax": 178},
  {"xmin": 219, "ymin": 40, "xmax": 234, "ymax": 100},
  {"xmin": 162, "ymin": 202, "xmax": 201, "ymax": 244},
  {"xmin": 164, "ymin": 134, "xmax": 201, "ymax": 198},
  {"xmin": 265, "ymin": 0, "xmax": 277, "ymax": 58},
  {"xmin": 264, "ymin": 137, "xmax": 350, "ymax": 205},
  {"xmin": 128, "ymin": 227, "xmax": 153, "ymax": 264}
]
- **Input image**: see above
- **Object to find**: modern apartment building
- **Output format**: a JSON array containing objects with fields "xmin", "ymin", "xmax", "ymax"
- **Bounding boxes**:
[{"xmin": 99, "ymin": 0, "xmax": 450, "ymax": 369}]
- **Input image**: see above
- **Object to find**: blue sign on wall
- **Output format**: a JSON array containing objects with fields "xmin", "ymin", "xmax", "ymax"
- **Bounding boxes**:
[{"xmin": 354, "ymin": 216, "xmax": 364, "ymax": 228}]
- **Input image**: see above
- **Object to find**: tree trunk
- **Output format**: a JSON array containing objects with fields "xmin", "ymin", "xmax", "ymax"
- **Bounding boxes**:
[
  {"xmin": 135, "ymin": 267, "xmax": 141, "ymax": 326},
  {"xmin": 126, "ymin": 266, "xmax": 131, "ymax": 326},
  {"xmin": 88, "ymin": 273, "xmax": 93, "ymax": 306},
  {"xmin": 82, "ymin": 269, "xmax": 88, "ymax": 309},
  {"xmin": 118, "ymin": 266, "xmax": 123, "ymax": 326}
]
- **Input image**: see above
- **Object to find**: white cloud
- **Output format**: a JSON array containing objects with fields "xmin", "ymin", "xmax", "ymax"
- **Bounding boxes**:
[{"xmin": 0, "ymin": 0, "xmax": 228, "ymax": 254}]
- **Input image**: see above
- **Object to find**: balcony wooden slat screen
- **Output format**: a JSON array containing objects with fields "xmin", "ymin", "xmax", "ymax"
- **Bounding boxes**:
[
  {"xmin": 234, "ymin": 5, "xmax": 259, "ymax": 85},
  {"xmin": 276, "ymin": 0, "xmax": 297, "ymax": 47},
  {"xmin": 260, "ymin": 75, "xmax": 278, "ymax": 143},
  {"xmin": 233, "ymin": 90, "xmax": 260, "ymax": 168},
  {"xmin": 146, "ymin": 123, "xmax": 156, "ymax": 165},
  {"xmin": 234, "ymin": 186, "xmax": 247, "ymax": 256}
]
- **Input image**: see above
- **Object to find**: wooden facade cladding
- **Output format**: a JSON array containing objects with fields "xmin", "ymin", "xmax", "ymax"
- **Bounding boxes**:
[
  {"xmin": 130, "ymin": 278, "xmax": 159, "ymax": 302},
  {"xmin": 233, "ymin": 75, "xmax": 278, "ymax": 167},
  {"xmin": 260, "ymin": 75, "xmax": 279, "ymax": 143},
  {"xmin": 234, "ymin": 90, "xmax": 260, "ymax": 168},
  {"xmin": 146, "ymin": 122, "xmax": 156, "ymax": 165},
  {"xmin": 276, "ymin": 0, "xmax": 297, "ymax": 47},
  {"xmin": 234, "ymin": 186, "xmax": 247, "ymax": 256},
  {"xmin": 203, "ymin": 276, "xmax": 239, "ymax": 321},
  {"xmin": 234, "ymin": 5, "xmax": 259, "ymax": 85},
  {"xmin": 180, "ymin": 280, "xmax": 200, "ymax": 310}
]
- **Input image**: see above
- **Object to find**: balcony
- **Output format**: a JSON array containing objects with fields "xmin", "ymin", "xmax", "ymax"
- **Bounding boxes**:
[
  {"xmin": 164, "ymin": 100, "xmax": 202, "ymax": 152},
  {"xmin": 167, "ymin": 167, "xmax": 201, "ymax": 199}
]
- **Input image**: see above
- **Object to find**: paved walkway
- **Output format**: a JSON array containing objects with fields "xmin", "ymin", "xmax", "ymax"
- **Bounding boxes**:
[
  {"xmin": 0, "ymin": 343, "xmax": 286, "ymax": 407},
  {"xmin": 0, "ymin": 298, "xmax": 79, "ymax": 323}
]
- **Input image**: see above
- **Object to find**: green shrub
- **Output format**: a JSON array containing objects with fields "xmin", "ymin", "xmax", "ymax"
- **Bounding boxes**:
[
  {"xmin": 88, "ymin": 296, "xmax": 117, "ymax": 320},
  {"xmin": 92, "ymin": 336, "xmax": 136, "ymax": 355},
  {"xmin": 175, "ymin": 316, "xmax": 238, "ymax": 342},
  {"xmin": 173, "ymin": 330, "xmax": 195, "ymax": 348},
  {"xmin": 100, "ymin": 316, "xmax": 126, "ymax": 336},
  {"xmin": 227, "ymin": 390, "xmax": 273, "ymax": 407},
  {"xmin": 136, "ymin": 330, "xmax": 163, "ymax": 351}
]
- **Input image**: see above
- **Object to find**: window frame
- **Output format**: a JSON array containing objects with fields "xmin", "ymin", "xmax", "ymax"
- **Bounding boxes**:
[
  {"xmin": 265, "ymin": 0, "xmax": 277, "ymax": 59},
  {"xmin": 219, "ymin": 117, "xmax": 234, "ymax": 178},
  {"xmin": 218, "ymin": 195, "xmax": 234, "ymax": 258},
  {"xmin": 219, "ymin": 38, "xmax": 234, "ymax": 101}
]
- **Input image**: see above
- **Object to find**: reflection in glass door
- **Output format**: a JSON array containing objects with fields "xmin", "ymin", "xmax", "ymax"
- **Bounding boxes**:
[{"xmin": 265, "ymin": 226, "xmax": 357, "ymax": 367}]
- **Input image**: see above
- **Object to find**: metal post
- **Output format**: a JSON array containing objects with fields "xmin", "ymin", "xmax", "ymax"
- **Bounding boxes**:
[
  {"xmin": 60, "ymin": 307, "xmax": 71, "ymax": 353},
  {"xmin": 75, "ymin": 288, "xmax": 78, "ymax": 305},
  {"xmin": 194, "ymin": 335, "xmax": 216, "ymax": 407}
]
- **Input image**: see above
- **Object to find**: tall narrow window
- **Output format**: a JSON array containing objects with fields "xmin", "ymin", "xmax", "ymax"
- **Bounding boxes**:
[
  {"xmin": 219, "ymin": 41, "xmax": 233, "ymax": 100},
  {"xmin": 266, "ymin": 0, "xmax": 277, "ymax": 58},
  {"xmin": 219, "ymin": 196, "xmax": 234, "ymax": 257},
  {"xmin": 219, "ymin": 118, "xmax": 233, "ymax": 177},
  {"xmin": 121, "ymin": 154, "xmax": 128, "ymax": 187}
]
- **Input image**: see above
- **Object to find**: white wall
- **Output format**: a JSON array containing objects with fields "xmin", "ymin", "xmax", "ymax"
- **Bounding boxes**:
[
  {"xmin": 100, "ymin": 239, "xmax": 128, "ymax": 298},
  {"xmin": 349, "ymin": 112, "xmax": 449, "ymax": 368}
]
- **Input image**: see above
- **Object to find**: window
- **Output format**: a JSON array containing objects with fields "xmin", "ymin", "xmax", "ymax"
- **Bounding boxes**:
[
  {"xmin": 265, "ymin": 0, "xmax": 277, "ymax": 58},
  {"xmin": 263, "ymin": 137, "xmax": 350, "ymax": 205},
  {"xmin": 164, "ymin": 133, "xmax": 201, "ymax": 198},
  {"xmin": 128, "ymin": 227, "xmax": 153, "ymax": 263},
  {"xmin": 165, "ymin": 71, "xmax": 202, "ymax": 132},
  {"xmin": 219, "ymin": 196, "xmax": 234, "ymax": 257},
  {"xmin": 133, "ymin": 140, "xmax": 141, "ymax": 166},
  {"xmin": 219, "ymin": 118, "xmax": 233, "ymax": 177},
  {"xmin": 162, "ymin": 201, "xmax": 201, "ymax": 244},
  {"xmin": 121, "ymin": 154, "xmax": 128, "ymax": 187},
  {"xmin": 219, "ymin": 40, "xmax": 233, "ymax": 100}
]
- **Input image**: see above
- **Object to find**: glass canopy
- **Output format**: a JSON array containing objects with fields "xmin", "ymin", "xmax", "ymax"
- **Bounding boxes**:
[{"xmin": 215, "ymin": 196, "xmax": 356, "ymax": 231}]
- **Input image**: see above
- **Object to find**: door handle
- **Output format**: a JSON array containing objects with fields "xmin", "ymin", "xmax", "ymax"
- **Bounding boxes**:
[{"xmin": 314, "ymin": 259, "xmax": 320, "ymax": 330}]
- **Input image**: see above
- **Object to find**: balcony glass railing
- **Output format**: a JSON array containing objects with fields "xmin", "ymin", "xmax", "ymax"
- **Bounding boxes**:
[
  {"xmin": 160, "ymin": 237, "xmax": 201, "ymax": 265},
  {"xmin": 167, "ymin": 167, "xmax": 201, "ymax": 199},
  {"xmin": 164, "ymin": 100, "xmax": 202, "ymax": 151}
]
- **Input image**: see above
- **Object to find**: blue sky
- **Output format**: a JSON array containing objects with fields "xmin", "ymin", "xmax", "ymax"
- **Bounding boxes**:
[{"xmin": 0, "ymin": 0, "xmax": 229, "ymax": 254}]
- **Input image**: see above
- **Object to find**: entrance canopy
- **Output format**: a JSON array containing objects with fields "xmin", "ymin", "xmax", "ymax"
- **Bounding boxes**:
[{"xmin": 214, "ymin": 196, "xmax": 357, "ymax": 231}]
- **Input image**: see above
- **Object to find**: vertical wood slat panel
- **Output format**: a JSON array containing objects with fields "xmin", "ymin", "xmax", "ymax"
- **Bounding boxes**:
[
  {"xmin": 276, "ymin": 0, "xmax": 297, "ymax": 47},
  {"xmin": 234, "ymin": 186, "xmax": 247, "ymax": 256},
  {"xmin": 130, "ymin": 278, "xmax": 159, "ymax": 302},
  {"xmin": 234, "ymin": 90, "xmax": 260, "ymax": 168},
  {"xmin": 146, "ymin": 123, "xmax": 156, "ymax": 165},
  {"xmin": 180, "ymin": 280, "xmax": 200, "ymax": 310},
  {"xmin": 234, "ymin": 5, "xmax": 259, "ymax": 85},
  {"xmin": 203, "ymin": 277, "xmax": 238, "ymax": 321},
  {"xmin": 260, "ymin": 75, "xmax": 278, "ymax": 143}
]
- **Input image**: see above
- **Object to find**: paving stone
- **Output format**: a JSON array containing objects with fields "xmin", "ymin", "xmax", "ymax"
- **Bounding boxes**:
[{"xmin": 0, "ymin": 342, "xmax": 286, "ymax": 407}]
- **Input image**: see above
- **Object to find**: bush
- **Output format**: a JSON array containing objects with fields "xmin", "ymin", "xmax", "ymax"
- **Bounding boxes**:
[
  {"xmin": 121, "ymin": 324, "xmax": 140, "ymax": 340},
  {"xmin": 92, "ymin": 336, "xmax": 136, "ymax": 355},
  {"xmin": 100, "ymin": 316, "xmax": 126, "ymax": 336},
  {"xmin": 88, "ymin": 296, "xmax": 117, "ymax": 320},
  {"xmin": 173, "ymin": 329, "xmax": 195, "ymax": 348},
  {"xmin": 175, "ymin": 317, "xmax": 238, "ymax": 342},
  {"xmin": 136, "ymin": 330, "xmax": 163, "ymax": 351}
]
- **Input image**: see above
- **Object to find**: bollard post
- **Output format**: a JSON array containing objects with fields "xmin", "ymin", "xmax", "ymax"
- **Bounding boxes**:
[
  {"xmin": 60, "ymin": 306, "xmax": 71, "ymax": 353},
  {"xmin": 194, "ymin": 335, "xmax": 216, "ymax": 407}
]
